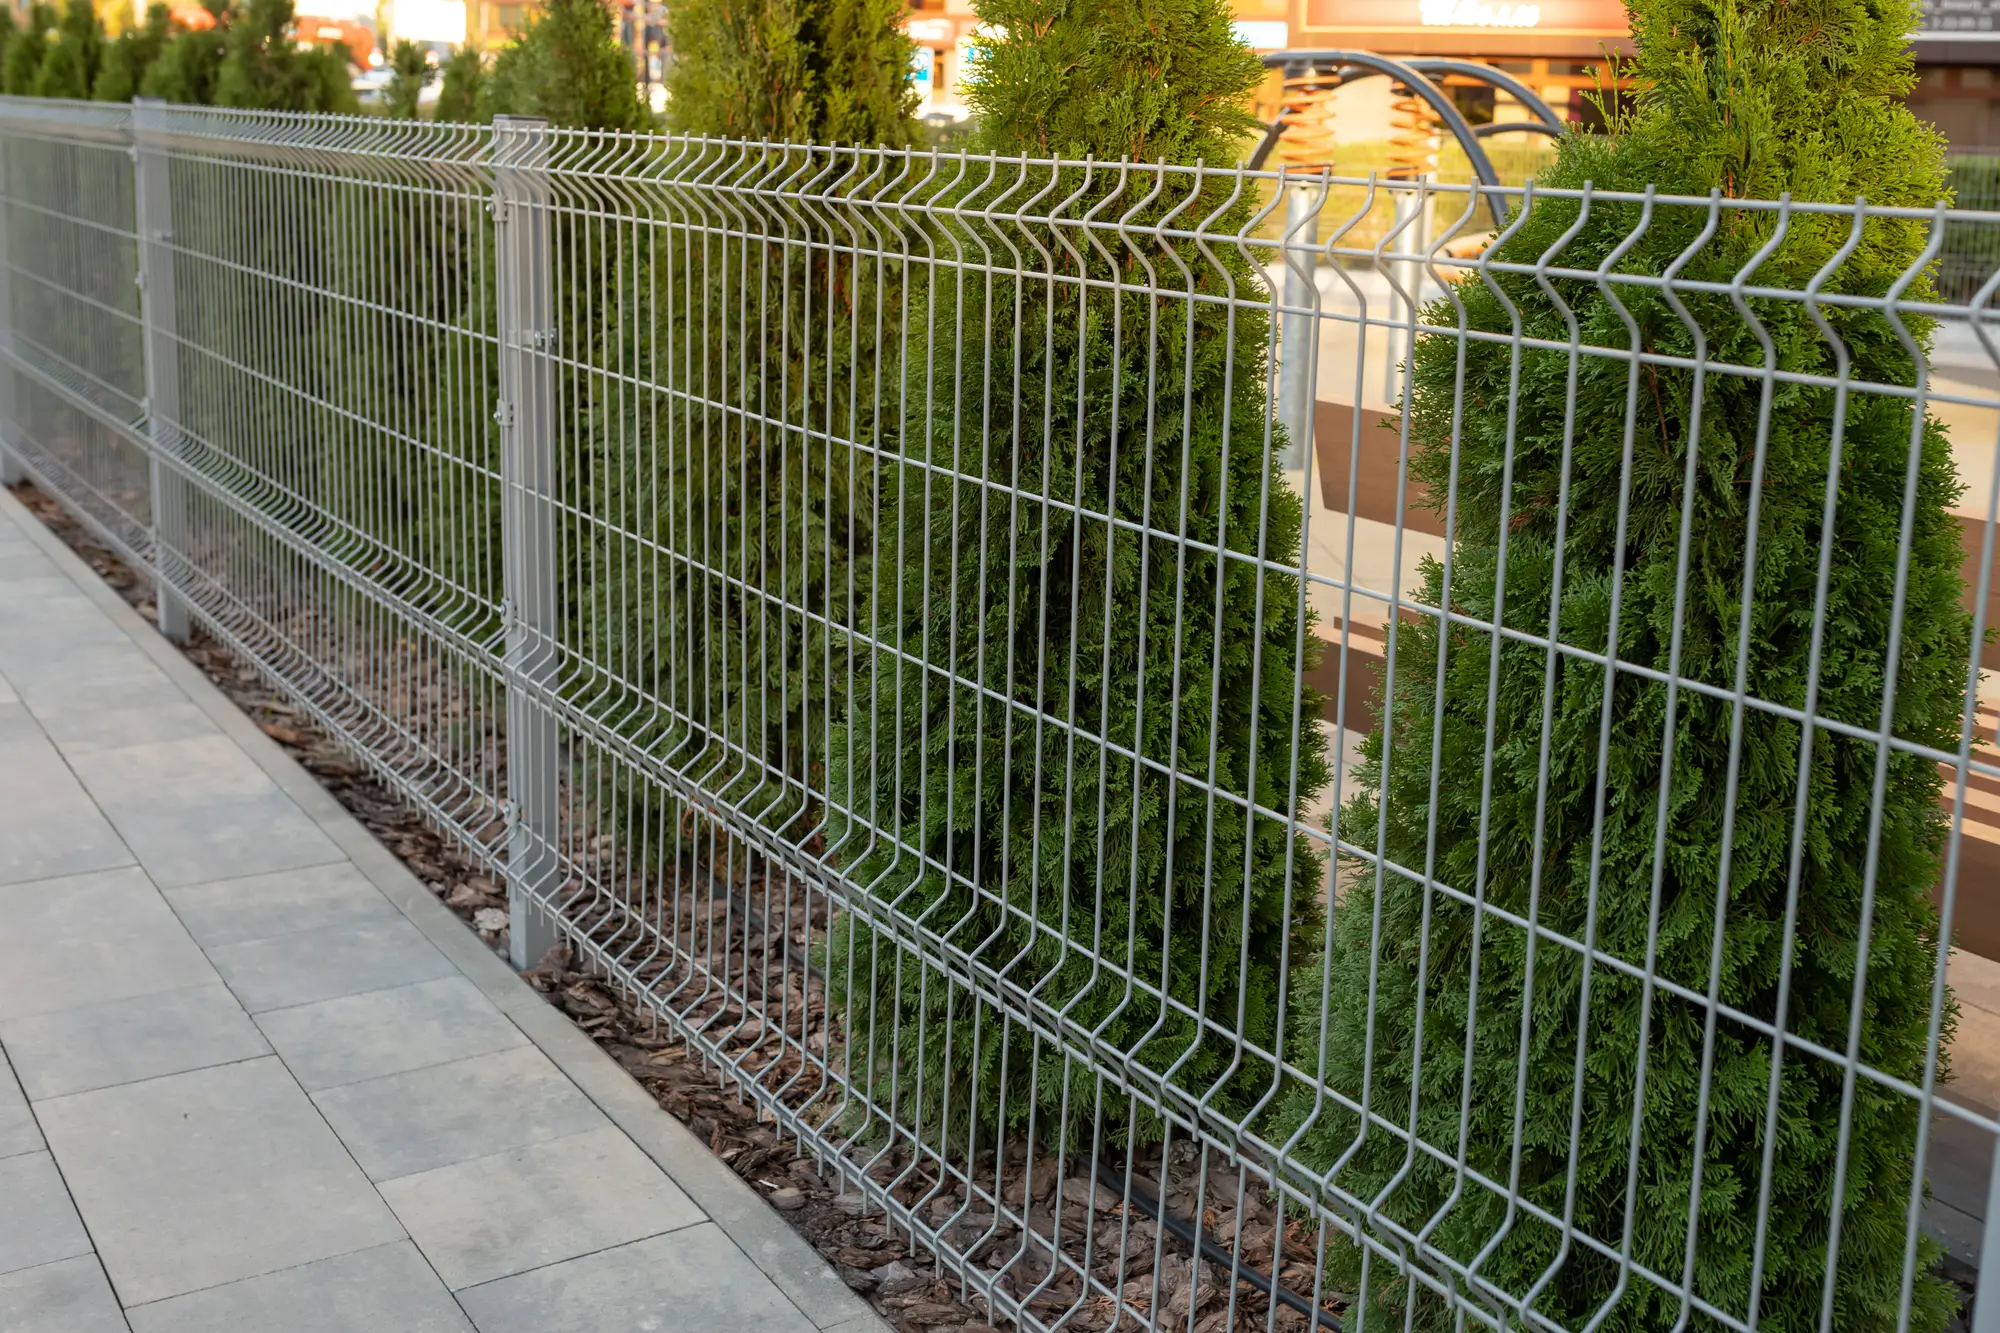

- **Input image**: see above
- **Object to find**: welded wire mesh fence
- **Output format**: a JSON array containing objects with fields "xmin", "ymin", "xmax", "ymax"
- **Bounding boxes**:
[{"xmin": 5, "ymin": 94, "xmax": 2000, "ymax": 1333}]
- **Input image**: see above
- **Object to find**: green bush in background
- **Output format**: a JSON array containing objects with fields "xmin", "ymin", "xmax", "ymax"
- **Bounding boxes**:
[
  {"xmin": 32, "ymin": 0, "xmax": 101, "ymax": 100},
  {"xmin": 824, "ymin": 0, "xmax": 1328, "ymax": 1149},
  {"xmin": 5, "ymin": 6, "xmax": 55, "ymax": 97},
  {"xmin": 91, "ymin": 3, "xmax": 172, "ymax": 102},
  {"xmin": 381, "ymin": 37, "xmax": 433, "ymax": 120},
  {"xmin": 433, "ymin": 42, "xmax": 483, "ymax": 122},
  {"xmin": 663, "ymin": 0, "xmax": 917, "ymax": 145},
  {"xmin": 1273, "ymin": 0, "xmax": 1968, "ymax": 1324},
  {"xmin": 562, "ymin": 0, "xmax": 916, "ymax": 848},
  {"xmin": 481, "ymin": 0, "xmax": 647, "ymax": 130}
]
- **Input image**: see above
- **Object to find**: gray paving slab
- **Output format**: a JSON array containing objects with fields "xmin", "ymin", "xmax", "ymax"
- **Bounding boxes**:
[
  {"xmin": 36, "ymin": 700, "xmax": 215, "ymax": 757},
  {"xmin": 209, "ymin": 916, "xmax": 458, "ymax": 1014},
  {"xmin": 67, "ymin": 735, "xmax": 344, "ymax": 889},
  {"xmin": 125, "ymin": 1241, "xmax": 471, "ymax": 1333},
  {"xmin": 163, "ymin": 862, "xmax": 401, "ymax": 950},
  {"xmin": 0, "ymin": 1256, "xmax": 129, "ymax": 1333},
  {"xmin": 457, "ymin": 1225, "xmax": 817, "ymax": 1333},
  {"xmin": 35, "ymin": 1056, "xmax": 404, "ymax": 1306},
  {"xmin": 0, "ymin": 1151, "xmax": 93, "ymax": 1277},
  {"xmin": 0, "ymin": 982, "xmax": 270, "ymax": 1100},
  {"xmin": 0, "ymin": 487, "xmax": 888, "ymax": 1333},
  {"xmin": 0, "ymin": 699, "xmax": 41, "ymax": 744},
  {"xmin": 312, "ymin": 1045, "xmax": 606, "ymax": 1183},
  {"xmin": 379, "ymin": 1125, "xmax": 704, "ymax": 1291},
  {"xmin": 255, "ymin": 976, "xmax": 529, "ymax": 1091},
  {"xmin": 0, "ymin": 737, "xmax": 133, "ymax": 887},
  {"xmin": 4, "ymin": 659, "xmax": 192, "ymax": 716},
  {"xmin": 0, "ymin": 1052, "xmax": 41, "ymax": 1160},
  {"xmin": 0, "ymin": 866, "xmax": 216, "ymax": 1023}
]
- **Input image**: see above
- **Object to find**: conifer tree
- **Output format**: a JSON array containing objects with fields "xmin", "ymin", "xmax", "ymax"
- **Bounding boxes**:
[
  {"xmin": 589, "ymin": 0, "xmax": 918, "ymax": 858},
  {"xmin": 381, "ymin": 37, "xmax": 432, "ymax": 119},
  {"xmin": 91, "ymin": 1, "xmax": 171, "ymax": 102},
  {"xmin": 1275, "ymin": 0, "xmax": 1968, "ymax": 1326},
  {"xmin": 479, "ymin": 0, "xmax": 646, "ymax": 130},
  {"xmin": 212, "ymin": 0, "xmax": 354, "ymax": 112},
  {"xmin": 4, "ymin": 6, "xmax": 55, "ymax": 96},
  {"xmin": 432, "ymin": 42, "xmax": 481, "ymax": 121},
  {"xmin": 825, "ymin": 0, "xmax": 1329, "ymax": 1145},
  {"xmin": 30, "ymin": 0, "xmax": 99, "ymax": 98},
  {"xmin": 137, "ymin": 0, "xmax": 224, "ymax": 104},
  {"xmin": 662, "ymin": 0, "xmax": 916, "ymax": 146}
]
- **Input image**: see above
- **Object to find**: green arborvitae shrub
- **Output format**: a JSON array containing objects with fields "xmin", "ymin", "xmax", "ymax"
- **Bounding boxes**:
[
  {"xmin": 662, "ymin": 0, "xmax": 917, "ymax": 146},
  {"xmin": 92, "ymin": 2, "xmax": 172, "ymax": 101},
  {"xmin": 824, "ymin": 0, "xmax": 1329, "ymax": 1148},
  {"xmin": 0, "ymin": 9, "xmax": 17, "ymax": 84},
  {"xmin": 4, "ymin": 6, "xmax": 55, "ymax": 96},
  {"xmin": 381, "ymin": 37, "xmax": 432, "ymax": 119},
  {"xmin": 212, "ymin": 0, "xmax": 355, "ymax": 112},
  {"xmin": 480, "ymin": 0, "xmax": 647, "ymax": 130},
  {"xmin": 588, "ymin": 0, "xmax": 919, "ymax": 864},
  {"xmin": 31, "ymin": 0, "xmax": 102, "ymax": 99},
  {"xmin": 137, "ymin": 0, "xmax": 225, "ymax": 104},
  {"xmin": 1273, "ymin": 0, "xmax": 1967, "ymax": 1327},
  {"xmin": 432, "ymin": 42, "xmax": 482, "ymax": 122}
]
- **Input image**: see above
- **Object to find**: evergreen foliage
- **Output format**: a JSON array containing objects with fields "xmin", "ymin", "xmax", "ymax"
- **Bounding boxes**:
[
  {"xmin": 31, "ymin": 0, "xmax": 101, "ymax": 99},
  {"xmin": 212, "ymin": 0, "xmax": 355, "ymax": 112},
  {"xmin": 91, "ymin": 2, "xmax": 171, "ymax": 102},
  {"xmin": 1274, "ymin": 0, "xmax": 1969, "ymax": 1327},
  {"xmin": 824, "ymin": 0, "xmax": 1328, "ymax": 1146},
  {"xmin": 432, "ymin": 42, "xmax": 482, "ymax": 122},
  {"xmin": 662, "ymin": 0, "xmax": 917, "ymax": 146},
  {"xmin": 594, "ymin": 0, "xmax": 919, "ymax": 876},
  {"xmin": 381, "ymin": 37, "xmax": 432, "ymax": 119},
  {"xmin": 4, "ymin": 6, "xmax": 54, "ymax": 96},
  {"xmin": 138, "ymin": 0, "xmax": 228, "ymax": 105},
  {"xmin": 0, "ymin": 9, "xmax": 16, "ymax": 86},
  {"xmin": 479, "ymin": 0, "xmax": 647, "ymax": 130}
]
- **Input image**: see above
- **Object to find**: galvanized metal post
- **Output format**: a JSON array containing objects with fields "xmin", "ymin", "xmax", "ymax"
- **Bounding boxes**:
[
  {"xmin": 1278, "ymin": 180, "xmax": 1318, "ymax": 471},
  {"xmin": 133, "ymin": 99, "xmax": 190, "ymax": 643},
  {"xmin": 494, "ymin": 115, "xmax": 563, "ymax": 971},
  {"xmin": 0, "ymin": 126, "xmax": 20, "ymax": 488}
]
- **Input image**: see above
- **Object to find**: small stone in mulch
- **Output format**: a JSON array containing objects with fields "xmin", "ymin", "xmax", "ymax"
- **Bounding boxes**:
[
  {"xmin": 768, "ymin": 1186, "xmax": 805, "ymax": 1211},
  {"xmin": 871, "ymin": 1260, "xmax": 922, "ymax": 1294},
  {"xmin": 472, "ymin": 907, "xmax": 509, "ymax": 933}
]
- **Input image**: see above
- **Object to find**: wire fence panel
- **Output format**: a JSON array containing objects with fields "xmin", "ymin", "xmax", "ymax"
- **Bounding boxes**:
[{"xmin": 5, "ymin": 96, "xmax": 2000, "ymax": 1333}]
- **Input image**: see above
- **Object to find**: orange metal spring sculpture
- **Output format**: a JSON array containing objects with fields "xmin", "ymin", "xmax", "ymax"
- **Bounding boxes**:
[
  {"xmin": 1274, "ymin": 71, "xmax": 1341, "ymax": 171},
  {"xmin": 1386, "ymin": 82, "xmax": 1441, "ymax": 180}
]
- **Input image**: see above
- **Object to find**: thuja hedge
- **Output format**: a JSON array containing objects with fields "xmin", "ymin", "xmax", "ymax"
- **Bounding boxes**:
[
  {"xmin": 822, "ymin": 0, "xmax": 1330, "ymax": 1148},
  {"xmin": 1273, "ymin": 0, "xmax": 1967, "ymax": 1326},
  {"xmin": 553, "ymin": 0, "xmax": 918, "ymax": 844}
]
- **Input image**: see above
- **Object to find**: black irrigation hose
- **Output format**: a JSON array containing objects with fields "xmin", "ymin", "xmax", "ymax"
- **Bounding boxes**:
[{"xmin": 1092, "ymin": 1155, "xmax": 1344, "ymax": 1331}]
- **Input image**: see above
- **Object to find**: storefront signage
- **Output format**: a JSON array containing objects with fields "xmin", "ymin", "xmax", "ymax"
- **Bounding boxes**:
[
  {"xmin": 1303, "ymin": 0, "xmax": 1623, "ymax": 32},
  {"xmin": 1418, "ymin": 0, "xmax": 1540, "ymax": 25},
  {"xmin": 1922, "ymin": 0, "xmax": 2000, "ymax": 33}
]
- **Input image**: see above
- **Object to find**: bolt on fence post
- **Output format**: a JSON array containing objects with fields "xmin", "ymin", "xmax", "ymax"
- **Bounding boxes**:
[
  {"xmin": 0, "ymin": 124, "xmax": 21, "ymax": 488},
  {"xmin": 1278, "ymin": 179, "xmax": 1318, "ymax": 471},
  {"xmin": 494, "ymin": 115, "xmax": 562, "ymax": 971},
  {"xmin": 133, "ymin": 99, "xmax": 190, "ymax": 643}
]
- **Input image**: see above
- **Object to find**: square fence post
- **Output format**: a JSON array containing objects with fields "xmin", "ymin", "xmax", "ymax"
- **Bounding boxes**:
[
  {"xmin": 0, "ymin": 124, "xmax": 19, "ymax": 488},
  {"xmin": 494, "ymin": 116, "xmax": 563, "ymax": 971},
  {"xmin": 133, "ymin": 99, "xmax": 190, "ymax": 643}
]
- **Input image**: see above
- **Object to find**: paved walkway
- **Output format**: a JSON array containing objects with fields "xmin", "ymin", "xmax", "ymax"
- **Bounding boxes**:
[{"xmin": 0, "ymin": 488, "xmax": 885, "ymax": 1332}]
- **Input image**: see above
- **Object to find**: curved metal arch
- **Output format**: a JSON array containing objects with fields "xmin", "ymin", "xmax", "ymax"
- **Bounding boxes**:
[
  {"xmin": 1249, "ymin": 50, "xmax": 1568, "ymax": 224},
  {"xmin": 1475, "ymin": 120, "xmax": 1565, "ymax": 139},
  {"xmin": 1399, "ymin": 57, "xmax": 1565, "ymax": 129}
]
